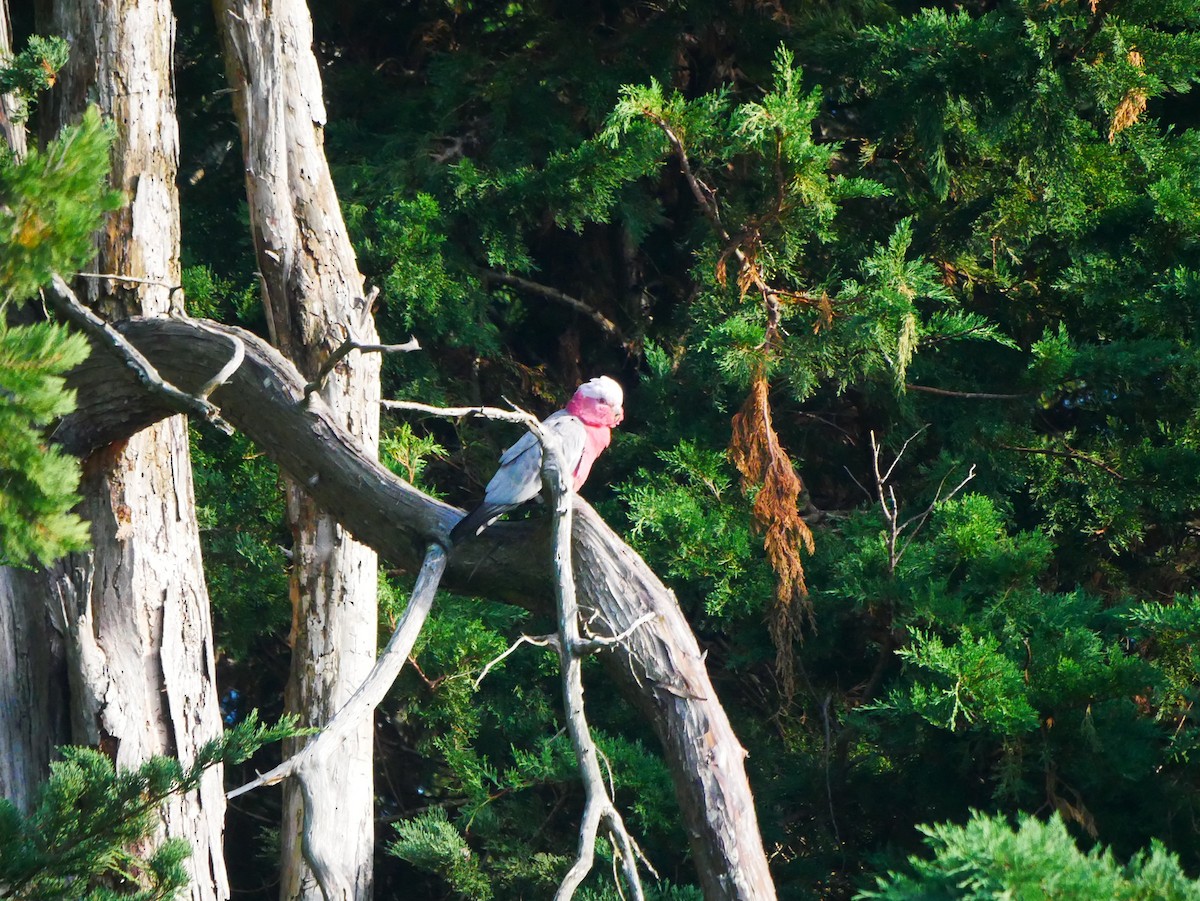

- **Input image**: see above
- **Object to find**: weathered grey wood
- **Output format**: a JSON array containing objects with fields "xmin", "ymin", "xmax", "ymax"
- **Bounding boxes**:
[
  {"xmin": 35, "ymin": 0, "xmax": 228, "ymax": 896},
  {"xmin": 62, "ymin": 317, "xmax": 778, "ymax": 901},
  {"xmin": 213, "ymin": 0, "xmax": 381, "ymax": 897}
]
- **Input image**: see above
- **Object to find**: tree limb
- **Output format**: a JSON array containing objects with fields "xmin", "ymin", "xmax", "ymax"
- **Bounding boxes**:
[
  {"xmin": 43, "ymin": 274, "xmax": 235, "ymax": 434},
  {"xmin": 303, "ymin": 335, "xmax": 420, "ymax": 400},
  {"xmin": 59, "ymin": 315, "xmax": 779, "ymax": 901},
  {"xmin": 906, "ymin": 383, "xmax": 1029, "ymax": 400},
  {"xmin": 482, "ymin": 269, "xmax": 629, "ymax": 347},
  {"xmin": 231, "ymin": 543, "xmax": 447, "ymax": 899},
  {"xmin": 534, "ymin": 411, "xmax": 650, "ymax": 901}
]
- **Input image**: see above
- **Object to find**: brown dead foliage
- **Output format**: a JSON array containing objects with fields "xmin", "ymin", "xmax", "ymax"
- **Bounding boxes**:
[
  {"xmin": 729, "ymin": 367, "xmax": 814, "ymax": 698},
  {"xmin": 1109, "ymin": 50, "xmax": 1147, "ymax": 141}
]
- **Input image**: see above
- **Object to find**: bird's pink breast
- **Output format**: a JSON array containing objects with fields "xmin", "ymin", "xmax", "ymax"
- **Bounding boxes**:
[{"xmin": 572, "ymin": 424, "xmax": 611, "ymax": 489}]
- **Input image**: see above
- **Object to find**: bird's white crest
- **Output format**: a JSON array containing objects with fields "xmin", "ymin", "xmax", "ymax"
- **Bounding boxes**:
[{"xmin": 576, "ymin": 375, "xmax": 623, "ymax": 408}]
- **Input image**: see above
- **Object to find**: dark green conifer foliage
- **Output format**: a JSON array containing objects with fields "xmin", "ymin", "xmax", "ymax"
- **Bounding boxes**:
[
  {"xmin": 859, "ymin": 811, "xmax": 1200, "ymax": 900},
  {"xmin": 166, "ymin": 0, "xmax": 1200, "ymax": 896},
  {"xmin": 0, "ymin": 81, "xmax": 119, "ymax": 565},
  {"xmin": 0, "ymin": 714, "xmax": 299, "ymax": 901}
]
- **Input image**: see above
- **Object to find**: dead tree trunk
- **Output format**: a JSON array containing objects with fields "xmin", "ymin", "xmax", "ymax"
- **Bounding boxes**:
[
  {"xmin": 34, "ymin": 1, "xmax": 228, "ymax": 897},
  {"xmin": 62, "ymin": 317, "xmax": 781, "ymax": 901},
  {"xmin": 214, "ymin": 1, "xmax": 382, "ymax": 897}
]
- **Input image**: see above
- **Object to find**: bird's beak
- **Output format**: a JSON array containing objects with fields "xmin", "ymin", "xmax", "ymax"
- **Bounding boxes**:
[{"xmin": 613, "ymin": 406, "xmax": 625, "ymax": 426}]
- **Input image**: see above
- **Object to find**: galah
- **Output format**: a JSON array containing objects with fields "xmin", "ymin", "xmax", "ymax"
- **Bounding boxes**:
[{"xmin": 450, "ymin": 376, "xmax": 625, "ymax": 544}]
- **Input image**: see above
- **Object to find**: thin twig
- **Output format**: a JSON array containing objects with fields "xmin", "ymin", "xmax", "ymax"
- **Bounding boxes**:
[
  {"xmin": 1000, "ymin": 443, "xmax": 1126, "ymax": 480},
  {"xmin": 382, "ymin": 399, "xmax": 535, "ymax": 427},
  {"xmin": 870, "ymin": 428, "xmax": 976, "ymax": 574},
  {"xmin": 76, "ymin": 270, "xmax": 184, "ymax": 297},
  {"xmin": 304, "ymin": 336, "xmax": 420, "ymax": 399},
  {"xmin": 906, "ymin": 383, "xmax": 1029, "ymax": 400},
  {"xmin": 574, "ymin": 612, "xmax": 657, "ymax": 655},
  {"xmin": 483, "ymin": 269, "xmax": 628, "ymax": 346},
  {"xmin": 194, "ymin": 323, "xmax": 246, "ymax": 398},
  {"xmin": 43, "ymin": 274, "xmax": 234, "ymax": 434},
  {"xmin": 473, "ymin": 633, "xmax": 556, "ymax": 689}
]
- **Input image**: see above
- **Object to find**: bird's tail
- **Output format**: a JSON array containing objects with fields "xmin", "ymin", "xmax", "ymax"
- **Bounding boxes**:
[{"xmin": 450, "ymin": 502, "xmax": 511, "ymax": 546}]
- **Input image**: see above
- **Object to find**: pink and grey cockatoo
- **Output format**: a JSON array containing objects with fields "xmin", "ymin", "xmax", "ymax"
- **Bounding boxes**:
[{"xmin": 451, "ymin": 376, "xmax": 625, "ymax": 544}]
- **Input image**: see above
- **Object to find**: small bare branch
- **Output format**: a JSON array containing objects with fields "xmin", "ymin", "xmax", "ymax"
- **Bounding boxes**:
[
  {"xmin": 537, "ymin": 405, "xmax": 649, "ymax": 901},
  {"xmin": 227, "ymin": 543, "xmax": 448, "ymax": 802},
  {"xmin": 574, "ymin": 612, "xmax": 657, "ymax": 655},
  {"xmin": 44, "ymin": 274, "xmax": 234, "ymax": 434},
  {"xmin": 194, "ymin": 324, "xmax": 246, "ymax": 398},
  {"xmin": 1001, "ymin": 443, "xmax": 1126, "ymax": 481},
  {"xmin": 869, "ymin": 428, "xmax": 975, "ymax": 575},
  {"xmin": 906, "ymin": 383, "xmax": 1029, "ymax": 400},
  {"xmin": 76, "ymin": 270, "xmax": 184, "ymax": 297},
  {"xmin": 304, "ymin": 335, "xmax": 421, "ymax": 400},
  {"xmin": 473, "ymin": 633, "xmax": 556, "ymax": 689},
  {"xmin": 382, "ymin": 399, "xmax": 536, "ymax": 429},
  {"xmin": 483, "ymin": 269, "xmax": 629, "ymax": 347}
]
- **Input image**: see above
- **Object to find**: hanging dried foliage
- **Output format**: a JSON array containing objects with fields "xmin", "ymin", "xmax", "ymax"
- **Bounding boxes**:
[
  {"xmin": 729, "ymin": 365, "xmax": 815, "ymax": 698},
  {"xmin": 1109, "ymin": 50, "xmax": 1147, "ymax": 141}
]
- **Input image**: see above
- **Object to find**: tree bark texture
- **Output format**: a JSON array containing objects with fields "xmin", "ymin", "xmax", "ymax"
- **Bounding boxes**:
[
  {"xmin": 33, "ymin": 1, "xmax": 229, "ymax": 897},
  {"xmin": 0, "ymin": 568, "xmax": 69, "ymax": 814},
  {"xmin": 62, "ymin": 318, "xmax": 780, "ymax": 901},
  {"xmin": 213, "ymin": 2, "xmax": 381, "ymax": 897}
]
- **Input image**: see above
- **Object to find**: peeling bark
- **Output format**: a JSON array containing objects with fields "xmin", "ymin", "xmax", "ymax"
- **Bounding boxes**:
[{"xmin": 62, "ymin": 317, "xmax": 779, "ymax": 901}]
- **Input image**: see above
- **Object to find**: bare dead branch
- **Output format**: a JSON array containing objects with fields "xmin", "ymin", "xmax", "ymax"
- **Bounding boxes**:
[
  {"xmin": 473, "ymin": 633, "xmax": 556, "ymax": 689},
  {"xmin": 869, "ymin": 429, "xmax": 976, "ymax": 575},
  {"xmin": 304, "ymin": 335, "xmax": 420, "ymax": 400},
  {"xmin": 906, "ymin": 383, "xmax": 1029, "ymax": 400},
  {"xmin": 539, "ymin": 411, "xmax": 649, "ymax": 901},
  {"xmin": 193, "ymin": 323, "xmax": 246, "ymax": 398},
  {"xmin": 76, "ymin": 270, "xmax": 184, "ymax": 297},
  {"xmin": 483, "ymin": 269, "xmax": 629, "ymax": 346},
  {"xmin": 646, "ymin": 113, "xmax": 730, "ymax": 243},
  {"xmin": 383, "ymin": 398, "xmax": 536, "ymax": 427},
  {"xmin": 227, "ymin": 542, "xmax": 447, "ymax": 804},
  {"xmin": 44, "ymin": 274, "xmax": 234, "ymax": 434},
  {"xmin": 1000, "ymin": 443, "xmax": 1126, "ymax": 480},
  {"xmin": 575, "ymin": 612, "xmax": 658, "ymax": 655}
]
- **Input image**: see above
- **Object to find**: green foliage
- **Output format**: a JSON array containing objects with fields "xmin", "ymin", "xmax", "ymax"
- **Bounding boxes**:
[
  {"xmin": 0, "ymin": 107, "xmax": 121, "ymax": 306},
  {"xmin": 190, "ymin": 427, "xmax": 290, "ymax": 660},
  {"xmin": 381, "ymin": 421, "xmax": 447, "ymax": 492},
  {"xmin": 0, "ymin": 713, "xmax": 299, "ymax": 901},
  {"xmin": 0, "ymin": 106, "xmax": 121, "ymax": 565},
  {"xmin": 0, "ymin": 322, "xmax": 90, "ymax": 564},
  {"xmin": 618, "ymin": 440, "xmax": 769, "ymax": 618},
  {"xmin": 858, "ymin": 811, "xmax": 1200, "ymax": 900},
  {"xmin": 0, "ymin": 36, "xmax": 69, "ymax": 124},
  {"xmin": 390, "ymin": 808, "xmax": 493, "ymax": 901}
]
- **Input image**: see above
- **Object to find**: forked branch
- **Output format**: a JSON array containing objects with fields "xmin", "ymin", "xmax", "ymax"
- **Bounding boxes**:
[
  {"xmin": 538, "ymin": 418, "xmax": 653, "ymax": 901},
  {"xmin": 395, "ymin": 396, "xmax": 655, "ymax": 898},
  {"xmin": 868, "ymin": 429, "xmax": 976, "ymax": 575}
]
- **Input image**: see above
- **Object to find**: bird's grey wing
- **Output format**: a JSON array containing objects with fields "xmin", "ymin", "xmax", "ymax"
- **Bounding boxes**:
[
  {"xmin": 550, "ymin": 414, "xmax": 587, "ymax": 480},
  {"xmin": 485, "ymin": 412, "xmax": 585, "ymax": 506}
]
